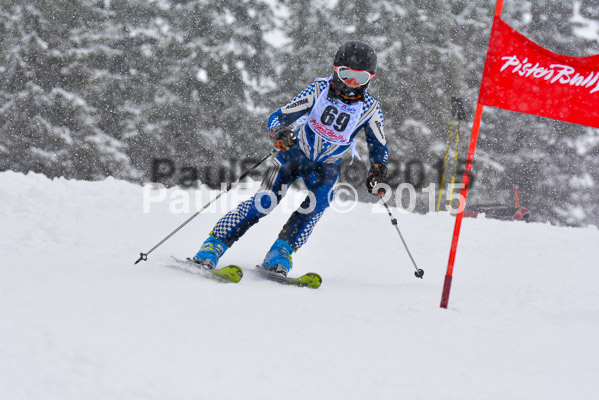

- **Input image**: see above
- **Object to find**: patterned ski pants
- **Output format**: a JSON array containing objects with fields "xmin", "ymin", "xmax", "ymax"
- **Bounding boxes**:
[{"xmin": 211, "ymin": 148, "xmax": 340, "ymax": 250}]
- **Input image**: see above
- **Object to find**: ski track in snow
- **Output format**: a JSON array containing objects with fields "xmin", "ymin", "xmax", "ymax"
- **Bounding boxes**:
[{"xmin": 1, "ymin": 171, "xmax": 598, "ymax": 399}]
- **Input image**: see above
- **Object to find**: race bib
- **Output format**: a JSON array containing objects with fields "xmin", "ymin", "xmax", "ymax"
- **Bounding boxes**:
[{"xmin": 306, "ymin": 86, "xmax": 364, "ymax": 145}]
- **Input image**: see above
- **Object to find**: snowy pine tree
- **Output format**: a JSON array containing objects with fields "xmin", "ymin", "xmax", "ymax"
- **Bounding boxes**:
[{"xmin": 0, "ymin": 0, "xmax": 597, "ymax": 226}]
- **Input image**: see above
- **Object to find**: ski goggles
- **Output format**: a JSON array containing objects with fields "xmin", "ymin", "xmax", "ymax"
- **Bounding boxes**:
[{"xmin": 334, "ymin": 66, "xmax": 376, "ymax": 86}]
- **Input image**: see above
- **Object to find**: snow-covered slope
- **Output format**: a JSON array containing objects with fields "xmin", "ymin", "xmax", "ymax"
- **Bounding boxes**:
[{"xmin": 1, "ymin": 171, "xmax": 598, "ymax": 400}]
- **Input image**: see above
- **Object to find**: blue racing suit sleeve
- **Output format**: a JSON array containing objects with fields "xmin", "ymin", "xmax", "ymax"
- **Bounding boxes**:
[
  {"xmin": 268, "ymin": 81, "xmax": 319, "ymax": 131},
  {"xmin": 268, "ymin": 109, "xmax": 306, "ymax": 131},
  {"xmin": 363, "ymin": 101, "xmax": 389, "ymax": 166}
]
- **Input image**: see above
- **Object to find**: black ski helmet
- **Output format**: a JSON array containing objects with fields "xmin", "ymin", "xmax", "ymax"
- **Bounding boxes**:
[{"xmin": 331, "ymin": 41, "xmax": 377, "ymax": 103}]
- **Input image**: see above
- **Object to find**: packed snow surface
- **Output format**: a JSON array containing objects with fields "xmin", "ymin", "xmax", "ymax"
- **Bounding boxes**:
[{"xmin": 1, "ymin": 171, "xmax": 598, "ymax": 399}]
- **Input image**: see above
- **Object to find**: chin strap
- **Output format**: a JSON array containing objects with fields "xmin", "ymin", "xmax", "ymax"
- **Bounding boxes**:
[
  {"xmin": 339, "ymin": 92, "xmax": 363, "ymax": 101},
  {"xmin": 330, "ymin": 81, "xmax": 364, "ymax": 101}
]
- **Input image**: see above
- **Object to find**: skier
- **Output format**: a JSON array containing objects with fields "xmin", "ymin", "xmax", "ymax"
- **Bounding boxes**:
[{"xmin": 192, "ymin": 40, "xmax": 389, "ymax": 276}]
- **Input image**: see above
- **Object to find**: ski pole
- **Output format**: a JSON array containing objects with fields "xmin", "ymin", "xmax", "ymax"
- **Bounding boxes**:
[
  {"xmin": 436, "ymin": 108, "xmax": 455, "ymax": 212},
  {"xmin": 448, "ymin": 119, "xmax": 461, "ymax": 207},
  {"xmin": 448, "ymin": 98, "xmax": 466, "ymax": 208},
  {"xmin": 437, "ymin": 97, "xmax": 466, "ymax": 212},
  {"xmin": 134, "ymin": 149, "xmax": 277, "ymax": 264},
  {"xmin": 380, "ymin": 199, "xmax": 424, "ymax": 279}
]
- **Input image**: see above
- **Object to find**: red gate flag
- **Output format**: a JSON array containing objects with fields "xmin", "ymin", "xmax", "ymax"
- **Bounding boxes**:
[
  {"xmin": 440, "ymin": 0, "xmax": 599, "ymax": 309},
  {"xmin": 480, "ymin": 17, "xmax": 599, "ymax": 128}
]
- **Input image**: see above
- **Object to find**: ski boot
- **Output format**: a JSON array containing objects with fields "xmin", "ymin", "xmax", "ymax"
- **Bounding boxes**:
[
  {"xmin": 260, "ymin": 238, "xmax": 294, "ymax": 277},
  {"xmin": 192, "ymin": 234, "xmax": 228, "ymax": 270}
]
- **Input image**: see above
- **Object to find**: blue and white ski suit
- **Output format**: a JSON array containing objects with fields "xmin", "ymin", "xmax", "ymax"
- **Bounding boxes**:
[{"xmin": 210, "ymin": 76, "xmax": 388, "ymax": 250}]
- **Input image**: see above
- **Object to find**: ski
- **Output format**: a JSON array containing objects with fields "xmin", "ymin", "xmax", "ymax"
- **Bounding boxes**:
[
  {"xmin": 168, "ymin": 257, "xmax": 243, "ymax": 283},
  {"xmin": 165, "ymin": 258, "xmax": 319, "ymax": 287},
  {"xmin": 251, "ymin": 265, "xmax": 322, "ymax": 289}
]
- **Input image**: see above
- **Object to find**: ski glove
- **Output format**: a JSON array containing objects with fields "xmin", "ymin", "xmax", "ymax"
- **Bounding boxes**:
[
  {"xmin": 366, "ymin": 163, "xmax": 388, "ymax": 197},
  {"xmin": 270, "ymin": 125, "xmax": 297, "ymax": 151}
]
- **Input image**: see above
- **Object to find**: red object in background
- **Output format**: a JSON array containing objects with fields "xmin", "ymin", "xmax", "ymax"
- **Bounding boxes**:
[
  {"xmin": 480, "ymin": 17, "xmax": 599, "ymax": 128},
  {"xmin": 464, "ymin": 187, "xmax": 529, "ymax": 221},
  {"xmin": 464, "ymin": 204, "xmax": 529, "ymax": 221}
]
